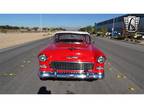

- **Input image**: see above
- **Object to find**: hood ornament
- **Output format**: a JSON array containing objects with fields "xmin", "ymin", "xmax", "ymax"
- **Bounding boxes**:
[{"xmin": 66, "ymin": 56, "xmax": 78, "ymax": 59}]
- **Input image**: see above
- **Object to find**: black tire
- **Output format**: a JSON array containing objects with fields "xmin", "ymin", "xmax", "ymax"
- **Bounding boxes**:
[{"xmin": 40, "ymin": 77, "xmax": 47, "ymax": 81}]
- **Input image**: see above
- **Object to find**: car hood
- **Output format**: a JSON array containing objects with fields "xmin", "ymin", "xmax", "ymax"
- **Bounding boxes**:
[{"xmin": 41, "ymin": 42, "xmax": 101, "ymax": 62}]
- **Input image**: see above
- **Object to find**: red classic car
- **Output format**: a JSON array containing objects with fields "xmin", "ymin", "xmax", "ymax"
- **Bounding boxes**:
[{"xmin": 38, "ymin": 31, "xmax": 106, "ymax": 80}]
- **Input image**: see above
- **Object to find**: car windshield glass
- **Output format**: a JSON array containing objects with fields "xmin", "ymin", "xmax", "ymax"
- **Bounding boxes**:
[{"xmin": 55, "ymin": 33, "xmax": 90, "ymax": 43}]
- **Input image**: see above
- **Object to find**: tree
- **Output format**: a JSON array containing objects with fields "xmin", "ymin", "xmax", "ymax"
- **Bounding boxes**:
[
  {"xmin": 79, "ymin": 26, "xmax": 96, "ymax": 34},
  {"xmin": 97, "ymin": 27, "xmax": 108, "ymax": 36},
  {"xmin": 32, "ymin": 27, "xmax": 39, "ymax": 31}
]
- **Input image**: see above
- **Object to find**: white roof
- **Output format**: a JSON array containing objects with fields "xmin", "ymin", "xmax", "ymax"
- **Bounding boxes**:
[{"xmin": 55, "ymin": 31, "xmax": 90, "ymax": 35}]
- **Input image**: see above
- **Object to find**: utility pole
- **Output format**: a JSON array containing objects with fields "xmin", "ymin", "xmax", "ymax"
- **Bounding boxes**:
[
  {"xmin": 40, "ymin": 14, "xmax": 42, "ymax": 32},
  {"xmin": 112, "ymin": 18, "xmax": 115, "ymax": 37},
  {"xmin": 94, "ymin": 23, "xmax": 97, "ymax": 35}
]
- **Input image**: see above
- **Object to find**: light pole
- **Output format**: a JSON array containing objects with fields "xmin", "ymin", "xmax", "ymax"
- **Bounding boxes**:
[
  {"xmin": 112, "ymin": 18, "xmax": 115, "ymax": 37},
  {"xmin": 40, "ymin": 14, "xmax": 42, "ymax": 32},
  {"xmin": 94, "ymin": 23, "xmax": 97, "ymax": 34}
]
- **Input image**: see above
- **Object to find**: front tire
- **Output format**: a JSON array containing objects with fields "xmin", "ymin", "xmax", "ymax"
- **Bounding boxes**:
[{"xmin": 40, "ymin": 77, "xmax": 47, "ymax": 81}]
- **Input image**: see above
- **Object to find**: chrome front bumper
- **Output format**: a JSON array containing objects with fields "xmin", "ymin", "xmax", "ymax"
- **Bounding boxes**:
[{"xmin": 39, "ymin": 72, "xmax": 104, "ymax": 80}]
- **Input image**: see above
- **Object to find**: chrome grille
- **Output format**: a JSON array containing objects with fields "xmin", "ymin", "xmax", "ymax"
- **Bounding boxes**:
[{"xmin": 50, "ymin": 62, "xmax": 94, "ymax": 70}]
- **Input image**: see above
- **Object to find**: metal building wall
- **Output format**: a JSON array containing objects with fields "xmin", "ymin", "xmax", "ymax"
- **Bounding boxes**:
[{"xmin": 96, "ymin": 14, "xmax": 144, "ymax": 33}]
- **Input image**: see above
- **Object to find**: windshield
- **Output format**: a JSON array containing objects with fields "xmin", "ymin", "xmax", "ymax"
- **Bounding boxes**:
[{"xmin": 55, "ymin": 33, "xmax": 91, "ymax": 43}]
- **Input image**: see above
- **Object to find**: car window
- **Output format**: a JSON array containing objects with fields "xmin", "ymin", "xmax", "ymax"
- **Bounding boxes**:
[{"xmin": 55, "ymin": 33, "xmax": 90, "ymax": 43}]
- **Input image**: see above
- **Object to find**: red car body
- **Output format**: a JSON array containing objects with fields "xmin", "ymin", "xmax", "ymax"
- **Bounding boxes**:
[{"xmin": 38, "ymin": 31, "xmax": 106, "ymax": 80}]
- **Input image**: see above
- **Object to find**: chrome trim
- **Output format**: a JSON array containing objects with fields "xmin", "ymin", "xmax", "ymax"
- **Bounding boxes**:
[
  {"xmin": 66, "ymin": 56, "xmax": 78, "ymax": 59},
  {"xmin": 40, "ymin": 65, "xmax": 47, "ymax": 68},
  {"xmin": 39, "ymin": 72, "xmax": 104, "ymax": 80},
  {"xmin": 96, "ymin": 66, "xmax": 104, "ymax": 70}
]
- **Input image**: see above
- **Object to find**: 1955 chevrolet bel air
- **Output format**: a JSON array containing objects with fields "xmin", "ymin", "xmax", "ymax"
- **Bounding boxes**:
[{"xmin": 38, "ymin": 31, "xmax": 106, "ymax": 80}]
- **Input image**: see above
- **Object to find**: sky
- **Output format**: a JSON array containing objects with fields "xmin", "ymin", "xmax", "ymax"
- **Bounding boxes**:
[{"xmin": 0, "ymin": 14, "xmax": 123, "ymax": 29}]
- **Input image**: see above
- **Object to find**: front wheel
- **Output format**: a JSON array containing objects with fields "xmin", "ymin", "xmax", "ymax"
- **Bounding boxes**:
[{"xmin": 40, "ymin": 77, "xmax": 47, "ymax": 81}]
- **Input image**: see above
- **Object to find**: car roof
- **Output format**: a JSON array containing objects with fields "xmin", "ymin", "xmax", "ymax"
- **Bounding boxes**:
[{"xmin": 54, "ymin": 31, "xmax": 90, "ymax": 35}]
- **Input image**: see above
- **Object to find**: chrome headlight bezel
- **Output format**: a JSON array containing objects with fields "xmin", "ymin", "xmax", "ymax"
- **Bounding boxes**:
[
  {"xmin": 39, "ymin": 54, "xmax": 47, "ymax": 62},
  {"xmin": 97, "ymin": 56, "xmax": 105, "ymax": 64}
]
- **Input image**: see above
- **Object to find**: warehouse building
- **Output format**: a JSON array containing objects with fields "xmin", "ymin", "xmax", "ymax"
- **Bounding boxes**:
[{"xmin": 96, "ymin": 14, "xmax": 144, "ymax": 37}]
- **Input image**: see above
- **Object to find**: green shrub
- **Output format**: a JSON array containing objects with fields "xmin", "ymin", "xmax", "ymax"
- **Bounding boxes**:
[{"xmin": 0, "ymin": 29, "xmax": 7, "ymax": 33}]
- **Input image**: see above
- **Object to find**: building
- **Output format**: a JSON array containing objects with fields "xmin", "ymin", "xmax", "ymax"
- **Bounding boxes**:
[{"xmin": 96, "ymin": 14, "xmax": 144, "ymax": 36}]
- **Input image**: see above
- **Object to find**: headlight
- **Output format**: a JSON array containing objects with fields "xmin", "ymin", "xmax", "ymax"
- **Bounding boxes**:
[
  {"xmin": 97, "ymin": 56, "xmax": 105, "ymax": 63},
  {"xmin": 39, "ymin": 54, "xmax": 47, "ymax": 62}
]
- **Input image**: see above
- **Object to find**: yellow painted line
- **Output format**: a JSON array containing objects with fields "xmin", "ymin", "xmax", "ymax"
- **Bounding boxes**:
[
  {"xmin": 20, "ymin": 65, "xmax": 24, "ymax": 67},
  {"xmin": 3, "ymin": 73, "xmax": 8, "ymax": 76},
  {"xmin": 116, "ymin": 74, "xmax": 127, "ymax": 79},
  {"xmin": 0, "ymin": 73, "xmax": 16, "ymax": 77},
  {"xmin": 27, "ymin": 60, "xmax": 31, "ymax": 63},
  {"xmin": 128, "ymin": 86, "xmax": 136, "ymax": 92},
  {"xmin": 116, "ymin": 74, "xmax": 122, "ymax": 79},
  {"xmin": 9, "ymin": 73, "xmax": 16, "ymax": 76}
]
